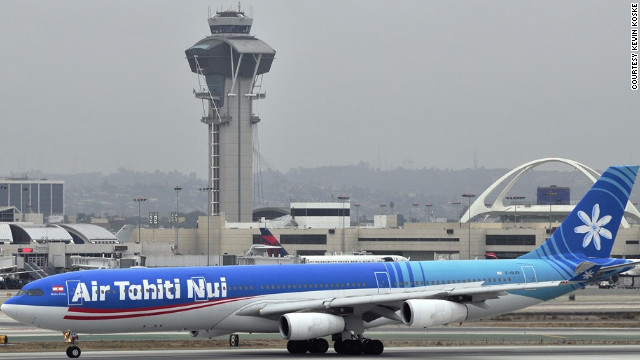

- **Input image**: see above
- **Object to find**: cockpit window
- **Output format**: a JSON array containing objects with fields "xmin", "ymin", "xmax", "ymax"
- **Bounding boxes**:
[{"xmin": 16, "ymin": 288, "xmax": 44, "ymax": 296}]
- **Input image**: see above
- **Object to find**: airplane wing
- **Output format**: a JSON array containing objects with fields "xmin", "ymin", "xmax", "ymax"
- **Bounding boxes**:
[
  {"xmin": 236, "ymin": 280, "xmax": 569, "ymax": 318},
  {"xmin": 568, "ymin": 260, "xmax": 640, "ymax": 282},
  {"xmin": 595, "ymin": 260, "xmax": 640, "ymax": 277}
]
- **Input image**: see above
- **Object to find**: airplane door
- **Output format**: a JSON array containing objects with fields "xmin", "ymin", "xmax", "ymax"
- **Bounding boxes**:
[
  {"xmin": 521, "ymin": 266, "xmax": 537, "ymax": 283},
  {"xmin": 374, "ymin": 272, "xmax": 391, "ymax": 294},
  {"xmin": 66, "ymin": 280, "xmax": 83, "ymax": 306}
]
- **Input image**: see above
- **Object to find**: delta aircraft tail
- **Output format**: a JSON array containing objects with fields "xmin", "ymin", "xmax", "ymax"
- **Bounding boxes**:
[
  {"xmin": 520, "ymin": 165, "xmax": 639, "ymax": 276},
  {"xmin": 259, "ymin": 227, "xmax": 289, "ymax": 257}
]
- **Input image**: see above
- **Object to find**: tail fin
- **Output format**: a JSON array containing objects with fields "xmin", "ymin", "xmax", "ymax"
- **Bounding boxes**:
[
  {"xmin": 520, "ymin": 165, "xmax": 638, "ymax": 262},
  {"xmin": 259, "ymin": 228, "xmax": 289, "ymax": 257}
]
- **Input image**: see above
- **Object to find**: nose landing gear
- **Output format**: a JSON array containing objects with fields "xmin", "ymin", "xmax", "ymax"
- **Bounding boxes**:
[{"xmin": 64, "ymin": 330, "xmax": 81, "ymax": 358}]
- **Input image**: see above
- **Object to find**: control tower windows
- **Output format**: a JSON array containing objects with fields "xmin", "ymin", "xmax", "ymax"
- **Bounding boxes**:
[{"xmin": 210, "ymin": 25, "xmax": 251, "ymax": 34}]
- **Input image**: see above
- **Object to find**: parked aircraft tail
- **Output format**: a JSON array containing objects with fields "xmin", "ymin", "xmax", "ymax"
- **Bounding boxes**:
[
  {"xmin": 259, "ymin": 228, "xmax": 289, "ymax": 257},
  {"xmin": 115, "ymin": 225, "xmax": 135, "ymax": 243}
]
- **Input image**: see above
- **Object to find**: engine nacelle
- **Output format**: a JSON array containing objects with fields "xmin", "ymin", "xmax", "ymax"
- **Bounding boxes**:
[
  {"xmin": 401, "ymin": 299, "xmax": 468, "ymax": 328},
  {"xmin": 279, "ymin": 313, "xmax": 345, "ymax": 340}
]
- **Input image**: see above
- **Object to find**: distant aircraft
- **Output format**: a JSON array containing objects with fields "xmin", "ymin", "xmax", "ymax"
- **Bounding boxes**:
[
  {"xmin": 258, "ymin": 227, "xmax": 289, "ymax": 257},
  {"xmin": 258, "ymin": 227, "xmax": 409, "ymax": 263},
  {"xmin": 2, "ymin": 165, "xmax": 639, "ymax": 359},
  {"xmin": 620, "ymin": 259, "xmax": 640, "ymax": 276},
  {"xmin": 114, "ymin": 225, "xmax": 135, "ymax": 243}
]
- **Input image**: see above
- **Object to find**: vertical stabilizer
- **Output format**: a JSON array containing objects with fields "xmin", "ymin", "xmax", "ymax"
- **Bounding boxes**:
[
  {"xmin": 520, "ymin": 165, "xmax": 638, "ymax": 263},
  {"xmin": 259, "ymin": 228, "xmax": 289, "ymax": 257}
]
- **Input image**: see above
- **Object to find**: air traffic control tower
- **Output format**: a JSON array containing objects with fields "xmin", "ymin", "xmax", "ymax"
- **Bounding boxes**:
[{"xmin": 185, "ymin": 10, "xmax": 275, "ymax": 222}]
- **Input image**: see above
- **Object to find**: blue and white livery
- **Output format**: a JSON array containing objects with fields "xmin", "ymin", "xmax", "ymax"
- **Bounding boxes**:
[{"xmin": 2, "ymin": 166, "xmax": 639, "ymax": 358}]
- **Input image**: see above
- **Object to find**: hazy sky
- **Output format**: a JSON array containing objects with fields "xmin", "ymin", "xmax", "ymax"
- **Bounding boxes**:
[{"xmin": 0, "ymin": 1, "xmax": 637, "ymax": 179}]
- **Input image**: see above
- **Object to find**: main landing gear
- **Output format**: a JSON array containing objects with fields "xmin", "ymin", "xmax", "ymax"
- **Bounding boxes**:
[
  {"xmin": 63, "ymin": 330, "xmax": 81, "ymax": 358},
  {"xmin": 286, "ymin": 338, "xmax": 330, "ymax": 354},
  {"xmin": 285, "ymin": 335, "xmax": 384, "ymax": 355},
  {"xmin": 333, "ymin": 335, "xmax": 384, "ymax": 356}
]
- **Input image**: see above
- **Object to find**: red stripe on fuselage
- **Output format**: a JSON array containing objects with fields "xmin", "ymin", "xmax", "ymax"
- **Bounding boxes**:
[{"xmin": 63, "ymin": 296, "xmax": 255, "ymax": 320}]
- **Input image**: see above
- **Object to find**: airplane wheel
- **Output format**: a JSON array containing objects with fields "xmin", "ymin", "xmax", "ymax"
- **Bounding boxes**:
[
  {"xmin": 66, "ymin": 345, "xmax": 81, "ymax": 358},
  {"xmin": 286, "ymin": 340, "xmax": 308, "ymax": 354},
  {"xmin": 309, "ymin": 338, "xmax": 329, "ymax": 353},
  {"xmin": 363, "ymin": 339, "xmax": 384, "ymax": 355},
  {"xmin": 345, "ymin": 339, "xmax": 363, "ymax": 355},
  {"xmin": 334, "ymin": 340, "xmax": 345, "ymax": 354}
]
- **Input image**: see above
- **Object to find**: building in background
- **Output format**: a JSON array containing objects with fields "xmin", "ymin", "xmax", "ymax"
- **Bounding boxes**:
[{"xmin": 0, "ymin": 177, "xmax": 64, "ymax": 220}]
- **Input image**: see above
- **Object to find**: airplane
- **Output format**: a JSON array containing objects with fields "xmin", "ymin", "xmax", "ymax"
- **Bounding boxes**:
[
  {"xmin": 258, "ymin": 227, "xmax": 409, "ymax": 263},
  {"xmin": 619, "ymin": 259, "xmax": 640, "ymax": 276},
  {"xmin": 259, "ymin": 227, "xmax": 289, "ymax": 257},
  {"xmin": 1, "ymin": 165, "xmax": 639, "ymax": 358}
]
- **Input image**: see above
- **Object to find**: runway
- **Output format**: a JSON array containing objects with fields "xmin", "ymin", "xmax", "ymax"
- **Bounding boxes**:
[{"xmin": 1, "ymin": 345, "xmax": 640, "ymax": 360}]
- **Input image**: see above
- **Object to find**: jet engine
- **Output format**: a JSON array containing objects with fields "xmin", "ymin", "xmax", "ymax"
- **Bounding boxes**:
[
  {"xmin": 401, "ymin": 299, "xmax": 468, "ymax": 327},
  {"xmin": 279, "ymin": 313, "xmax": 345, "ymax": 340}
]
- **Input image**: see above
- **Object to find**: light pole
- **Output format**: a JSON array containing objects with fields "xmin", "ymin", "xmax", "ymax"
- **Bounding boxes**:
[
  {"xmin": 505, "ymin": 195, "xmax": 525, "ymax": 223},
  {"xmin": 338, "ymin": 194, "xmax": 349, "ymax": 253},
  {"xmin": 199, "ymin": 187, "xmax": 213, "ymax": 266},
  {"xmin": 174, "ymin": 186, "xmax": 182, "ymax": 252},
  {"xmin": 462, "ymin": 193, "xmax": 476, "ymax": 260},
  {"xmin": 133, "ymin": 197, "xmax": 147, "ymax": 244},
  {"xmin": 425, "ymin": 204, "xmax": 433, "ymax": 222}
]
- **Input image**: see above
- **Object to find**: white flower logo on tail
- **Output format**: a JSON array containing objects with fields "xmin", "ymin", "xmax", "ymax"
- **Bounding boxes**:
[{"xmin": 574, "ymin": 204, "xmax": 612, "ymax": 251}]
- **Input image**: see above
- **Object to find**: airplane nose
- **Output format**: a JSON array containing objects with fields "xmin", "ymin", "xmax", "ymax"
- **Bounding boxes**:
[{"xmin": 0, "ymin": 303, "xmax": 17, "ymax": 319}]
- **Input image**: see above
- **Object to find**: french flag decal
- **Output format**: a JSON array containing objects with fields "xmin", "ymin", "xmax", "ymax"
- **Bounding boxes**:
[{"xmin": 52, "ymin": 285, "xmax": 64, "ymax": 293}]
